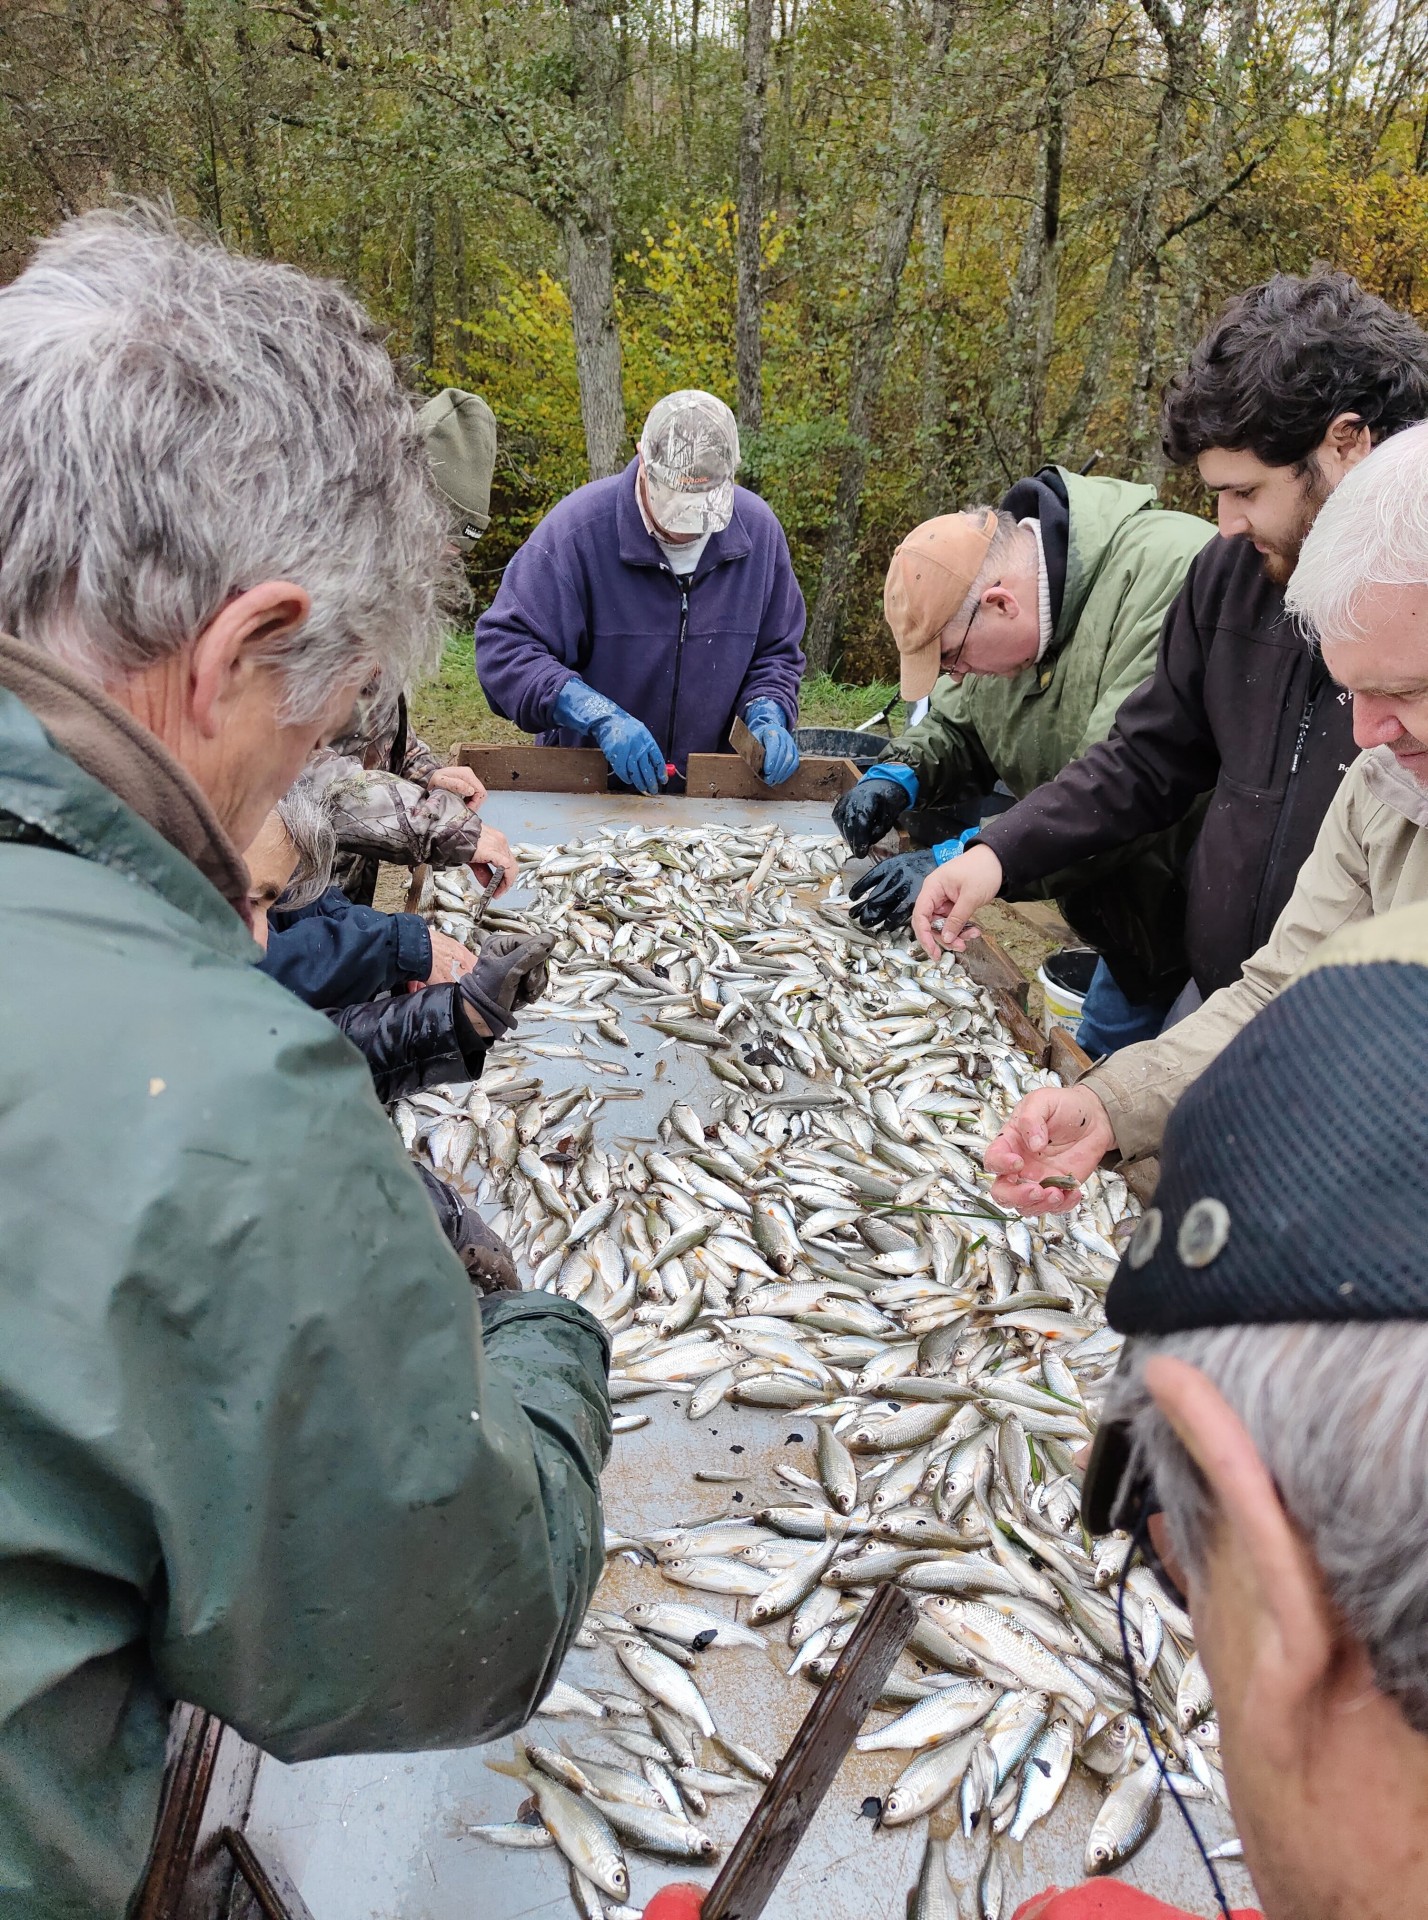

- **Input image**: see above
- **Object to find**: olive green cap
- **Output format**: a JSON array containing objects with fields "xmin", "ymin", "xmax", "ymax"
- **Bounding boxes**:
[{"xmin": 417, "ymin": 387, "xmax": 497, "ymax": 549}]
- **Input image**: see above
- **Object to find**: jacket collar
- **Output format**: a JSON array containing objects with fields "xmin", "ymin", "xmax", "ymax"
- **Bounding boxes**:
[
  {"xmin": 614, "ymin": 458, "xmax": 752, "ymax": 580},
  {"xmin": 0, "ymin": 635, "xmax": 255, "ymax": 954},
  {"xmin": 1362, "ymin": 743, "xmax": 1428, "ymax": 830}
]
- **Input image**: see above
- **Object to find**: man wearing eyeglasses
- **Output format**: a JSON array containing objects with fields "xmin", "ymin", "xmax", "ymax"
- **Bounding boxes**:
[
  {"xmin": 911, "ymin": 273, "xmax": 1428, "ymax": 1036},
  {"xmin": 834, "ymin": 470, "xmax": 1214, "ymax": 1054},
  {"xmin": 1069, "ymin": 901, "xmax": 1428, "ymax": 1920}
]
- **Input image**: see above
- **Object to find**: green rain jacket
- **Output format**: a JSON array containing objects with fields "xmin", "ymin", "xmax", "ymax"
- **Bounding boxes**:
[
  {"xmin": 0, "ymin": 672, "xmax": 611, "ymax": 1920},
  {"xmin": 890, "ymin": 470, "xmax": 1215, "ymax": 998}
]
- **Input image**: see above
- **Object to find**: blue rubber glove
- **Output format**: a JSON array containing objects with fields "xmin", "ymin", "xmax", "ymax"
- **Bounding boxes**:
[
  {"xmin": 552, "ymin": 678, "xmax": 667, "ymax": 795},
  {"xmin": 743, "ymin": 698, "xmax": 800, "ymax": 785},
  {"xmin": 933, "ymin": 827, "xmax": 981, "ymax": 863}
]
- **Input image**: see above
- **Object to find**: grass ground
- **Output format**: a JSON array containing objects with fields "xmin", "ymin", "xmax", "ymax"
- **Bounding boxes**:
[{"xmin": 407, "ymin": 639, "xmax": 904, "ymax": 759}]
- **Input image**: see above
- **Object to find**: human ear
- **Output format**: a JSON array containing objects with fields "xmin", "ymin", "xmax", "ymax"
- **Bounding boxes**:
[
  {"xmin": 189, "ymin": 582, "xmax": 312, "ymax": 741},
  {"xmin": 1322, "ymin": 411, "xmax": 1371, "ymax": 476},
  {"xmin": 983, "ymin": 585, "xmax": 1019, "ymax": 624},
  {"xmin": 1143, "ymin": 1355, "xmax": 1335, "ymax": 1771}
]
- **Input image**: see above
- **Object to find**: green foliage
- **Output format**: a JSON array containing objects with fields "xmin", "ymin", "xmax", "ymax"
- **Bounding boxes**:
[
  {"xmin": 408, "ymin": 636, "xmax": 906, "ymax": 756},
  {"xmin": 6, "ymin": 0, "xmax": 1428, "ymax": 685}
]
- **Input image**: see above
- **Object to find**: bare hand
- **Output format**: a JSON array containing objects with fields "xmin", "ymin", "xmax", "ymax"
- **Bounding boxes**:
[
  {"xmin": 428, "ymin": 764, "xmax": 487, "ymax": 807},
  {"xmin": 911, "ymin": 845, "xmax": 1004, "ymax": 958},
  {"xmin": 470, "ymin": 824, "xmax": 518, "ymax": 899},
  {"xmin": 984, "ymin": 1085, "xmax": 1117, "ymax": 1213},
  {"xmin": 427, "ymin": 928, "xmax": 476, "ymax": 984}
]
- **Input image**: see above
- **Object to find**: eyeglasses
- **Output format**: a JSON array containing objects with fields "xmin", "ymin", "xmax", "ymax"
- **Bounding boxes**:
[
  {"xmin": 1082, "ymin": 1415, "xmax": 1189, "ymax": 1609},
  {"xmin": 1088, "ymin": 1420, "xmax": 1230, "ymax": 1920},
  {"xmin": 943, "ymin": 583, "xmax": 998, "ymax": 677}
]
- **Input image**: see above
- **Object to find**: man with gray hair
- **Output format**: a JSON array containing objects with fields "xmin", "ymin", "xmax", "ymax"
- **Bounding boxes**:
[
  {"xmin": 981, "ymin": 416, "xmax": 1428, "ymax": 1210},
  {"xmin": 477, "ymin": 388, "xmax": 806, "ymax": 792},
  {"xmin": 1078, "ymin": 901, "xmax": 1428, "ymax": 1920},
  {"xmin": 0, "ymin": 205, "xmax": 609, "ymax": 1920},
  {"xmin": 833, "ymin": 466, "xmax": 1212, "ymax": 1053}
]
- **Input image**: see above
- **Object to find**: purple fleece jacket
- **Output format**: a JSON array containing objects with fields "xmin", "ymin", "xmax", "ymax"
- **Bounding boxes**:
[{"xmin": 475, "ymin": 459, "xmax": 806, "ymax": 767}]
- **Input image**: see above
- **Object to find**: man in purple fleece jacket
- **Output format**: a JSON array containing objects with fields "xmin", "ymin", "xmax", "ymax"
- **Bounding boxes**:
[{"xmin": 476, "ymin": 390, "xmax": 807, "ymax": 793}]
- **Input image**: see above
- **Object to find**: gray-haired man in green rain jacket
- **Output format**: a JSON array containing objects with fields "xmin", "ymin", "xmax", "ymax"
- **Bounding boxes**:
[{"xmin": 0, "ymin": 206, "xmax": 609, "ymax": 1920}]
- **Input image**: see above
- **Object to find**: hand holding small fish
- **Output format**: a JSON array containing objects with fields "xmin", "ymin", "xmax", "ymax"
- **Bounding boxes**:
[{"xmin": 985, "ymin": 1084, "xmax": 1117, "ymax": 1213}]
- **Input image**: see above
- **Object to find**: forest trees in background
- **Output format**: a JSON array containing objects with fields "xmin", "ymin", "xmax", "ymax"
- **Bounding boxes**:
[{"xmin": 6, "ymin": 0, "xmax": 1428, "ymax": 677}]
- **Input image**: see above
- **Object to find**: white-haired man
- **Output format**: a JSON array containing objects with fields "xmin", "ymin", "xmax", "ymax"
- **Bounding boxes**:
[
  {"xmin": 0, "ymin": 207, "xmax": 609, "ymax": 1920},
  {"xmin": 980, "ymin": 416, "xmax": 1428, "ymax": 1210},
  {"xmin": 1078, "ymin": 903, "xmax": 1428, "ymax": 1920}
]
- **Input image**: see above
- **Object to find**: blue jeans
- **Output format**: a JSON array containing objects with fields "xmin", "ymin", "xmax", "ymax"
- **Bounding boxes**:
[{"xmin": 1075, "ymin": 958, "xmax": 1174, "ymax": 1058}]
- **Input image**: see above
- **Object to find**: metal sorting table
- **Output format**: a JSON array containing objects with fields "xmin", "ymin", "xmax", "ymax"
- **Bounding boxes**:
[{"xmin": 243, "ymin": 790, "xmax": 1255, "ymax": 1920}]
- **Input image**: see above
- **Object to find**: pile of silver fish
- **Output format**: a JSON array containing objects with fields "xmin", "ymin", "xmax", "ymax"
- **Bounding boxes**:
[{"xmin": 392, "ymin": 825, "xmax": 1234, "ymax": 1920}]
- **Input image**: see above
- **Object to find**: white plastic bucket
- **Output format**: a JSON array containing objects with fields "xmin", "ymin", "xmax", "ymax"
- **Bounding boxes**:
[
  {"xmin": 1037, "ymin": 963, "xmax": 1085, "ymax": 1034},
  {"xmin": 1037, "ymin": 947, "xmax": 1098, "ymax": 1036}
]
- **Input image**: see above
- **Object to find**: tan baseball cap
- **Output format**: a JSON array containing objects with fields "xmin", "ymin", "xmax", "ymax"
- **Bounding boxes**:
[{"xmin": 884, "ymin": 510, "xmax": 997, "ymax": 700}]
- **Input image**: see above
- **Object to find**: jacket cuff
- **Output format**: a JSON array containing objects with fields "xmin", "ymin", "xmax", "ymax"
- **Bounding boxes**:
[
  {"xmin": 479, "ymin": 1289, "xmax": 613, "ymax": 1364},
  {"xmin": 395, "ymin": 912, "xmax": 432, "ymax": 983},
  {"xmin": 1082, "ymin": 1057, "xmax": 1170, "ymax": 1163},
  {"xmin": 864, "ymin": 762, "xmax": 920, "ymax": 805},
  {"xmin": 967, "ymin": 816, "xmax": 1032, "ymax": 896},
  {"xmin": 455, "ymin": 997, "xmax": 491, "ymax": 1079}
]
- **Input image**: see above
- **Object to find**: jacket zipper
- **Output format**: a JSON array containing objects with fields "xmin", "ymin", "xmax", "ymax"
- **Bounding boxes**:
[
  {"xmin": 665, "ymin": 580, "xmax": 690, "ymax": 759},
  {"xmin": 1251, "ymin": 662, "xmax": 1324, "ymax": 950}
]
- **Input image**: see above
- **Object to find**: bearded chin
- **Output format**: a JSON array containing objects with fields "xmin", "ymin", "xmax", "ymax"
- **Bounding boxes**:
[{"xmin": 1274, "ymin": 461, "xmax": 1334, "ymax": 587}]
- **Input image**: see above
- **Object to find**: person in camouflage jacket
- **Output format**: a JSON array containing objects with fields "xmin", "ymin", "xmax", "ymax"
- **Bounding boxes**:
[{"xmin": 330, "ymin": 387, "xmax": 517, "ymax": 904}]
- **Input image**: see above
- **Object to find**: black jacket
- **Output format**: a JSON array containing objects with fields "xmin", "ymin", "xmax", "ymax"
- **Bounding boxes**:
[
  {"xmin": 329, "ymin": 983, "xmax": 488, "ymax": 1105},
  {"xmin": 259, "ymin": 886, "xmax": 433, "ymax": 1009},
  {"xmin": 977, "ymin": 536, "xmax": 1359, "ymax": 996}
]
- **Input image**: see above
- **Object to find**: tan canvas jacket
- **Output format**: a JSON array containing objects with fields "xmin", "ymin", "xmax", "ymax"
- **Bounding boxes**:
[{"xmin": 1089, "ymin": 747, "xmax": 1428, "ymax": 1160}]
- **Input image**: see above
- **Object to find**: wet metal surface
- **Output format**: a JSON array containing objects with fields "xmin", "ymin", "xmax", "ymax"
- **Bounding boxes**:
[{"xmin": 245, "ymin": 790, "xmax": 1255, "ymax": 1919}]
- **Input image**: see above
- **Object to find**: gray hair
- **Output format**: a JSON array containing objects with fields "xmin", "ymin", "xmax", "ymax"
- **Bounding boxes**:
[
  {"xmin": 1285, "ymin": 417, "xmax": 1428, "ymax": 644},
  {"xmin": 273, "ymin": 777, "xmax": 337, "ymax": 910},
  {"xmin": 949, "ymin": 508, "xmax": 1034, "ymax": 629},
  {"xmin": 1106, "ymin": 1323, "xmax": 1428, "ymax": 1733},
  {"xmin": 0, "ymin": 203, "xmax": 459, "ymax": 722}
]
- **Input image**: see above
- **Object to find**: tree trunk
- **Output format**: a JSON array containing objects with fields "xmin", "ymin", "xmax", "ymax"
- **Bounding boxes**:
[
  {"xmin": 917, "ymin": 185, "xmax": 947, "ymax": 516},
  {"xmin": 1121, "ymin": 0, "xmax": 1212, "ymax": 472},
  {"xmin": 1053, "ymin": 0, "xmax": 1206, "ymax": 459},
  {"xmin": 736, "ymin": 0, "xmax": 774, "ymax": 437},
  {"xmin": 411, "ymin": 188, "xmax": 437, "ymax": 372},
  {"xmin": 231, "ymin": 20, "xmax": 272, "ymax": 255},
  {"xmin": 564, "ymin": 0, "xmax": 627, "ymax": 479},
  {"xmin": 977, "ymin": 0, "xmax": 1088, "ymax": 485},
  {"xmin": 564, "ymin": 214, "xmax": 627, "ymax": 477},
  {"xmin": 449, "ymin": 200, "xmax": 470, "ymax": 381},
  {"xmin": 804, "ymin": 0, "xmax": 957, "ymax": 673}
]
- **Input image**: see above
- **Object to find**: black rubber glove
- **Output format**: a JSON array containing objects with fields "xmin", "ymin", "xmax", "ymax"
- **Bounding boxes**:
[
  {"xmin": 848, "ymin": 849, "xmax": 939, "ymax": 930},
  {"xmin": 832, "ymin": 777, "xmax": 912, "ymax": 857},
  {"xmin": 459, "ymin": 930, "xmax": 555, "ymax": 1038}
]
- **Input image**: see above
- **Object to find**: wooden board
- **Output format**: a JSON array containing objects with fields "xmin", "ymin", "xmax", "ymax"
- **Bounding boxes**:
[
  {"xmin": 457, "ymin": 744, "xmax": 860, "ymax": 803},
  {"xmin": 685, "ymin": 753, "xmax": 861, "ymax": 802},
  {"xmin": 1048, "ymin": 1025, "xmax": 1094, "ymax": 1083},
  {"xmin": 957, "ymin": 928, "xmax": 1032, "ymax": 1005},
  {"xmin": 702, "ymin": 1584, "xmax": 918, "ymax": 1920},
  {"xmin": 457, "ymin": 745, "xmax": 611, "ymax": 793}
]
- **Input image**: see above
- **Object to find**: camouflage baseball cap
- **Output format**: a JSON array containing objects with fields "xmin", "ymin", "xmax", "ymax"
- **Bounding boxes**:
[
  {"xmin": 417, "ymin": 387, "xmax": 497, "ymax": 549},
  {"xmin": 639, "ymin": 390, "xmax": 740, "ymax": 538}
]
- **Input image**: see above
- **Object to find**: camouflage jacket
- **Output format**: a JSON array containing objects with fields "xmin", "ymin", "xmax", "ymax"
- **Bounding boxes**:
[
  {"xmin": 329, "ymin": 692, "xmax": 444, "ymax": 786},
  {"xmin": 307, "ymin": 751, "xmax": 485, "ymax": 871}
]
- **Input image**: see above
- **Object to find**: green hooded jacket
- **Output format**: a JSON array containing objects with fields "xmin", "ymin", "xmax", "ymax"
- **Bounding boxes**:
[
  {"xmin": 0, "ymin": 684, "xmax": 611, "ymax": 1919},
  {"xmin": 890, "ymin": 470, "xmax": 1216, "ymax": 995}
]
